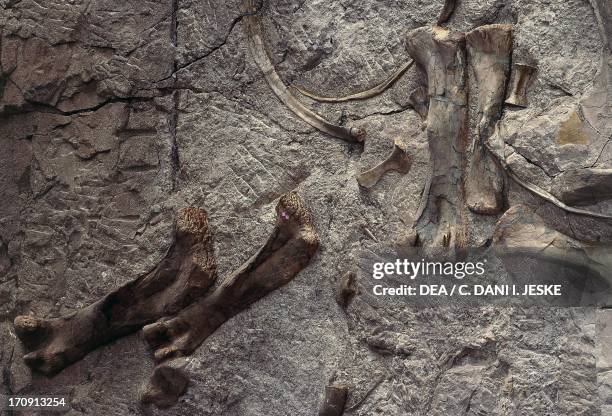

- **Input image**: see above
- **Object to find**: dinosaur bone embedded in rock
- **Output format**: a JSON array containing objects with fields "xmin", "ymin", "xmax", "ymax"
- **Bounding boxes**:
[
  {"xmin": 292, "ymin": 60, "xmax": 414, "ymax": 103},
  {"xmin": 437, "ymin": 0, "xmax": 457, "ymax": 25},
  {"xmin": 493, "ymin": 205, "xmax": 612, "ymax": 283},
  {"xmin": 318, "ymin": 384, "xmax": 349, "ymax": 416},
  {"xmin": 407, "ymin": 85, "xmax": 429, "ymax": 119},
  {"xmin": 245, "ymin": 5, "xmax": 365, "ymax": 143},
  {"xmin": 505, "ymin": 63, "xmax": 537, "ymax": 108},
  {"xmin": 465, "ymin": 24, "xmax": 513, "ymax": 215},
  {"xmin": 336, "ymin": 271, "xmax": 358, "ymax": 308},
  {"xmin": 140, "ymin": 359, "xmax": 190, "ymax": 409},
  {"xmin": 13, "ymin": 208, "xmax": 217, "ymax": 375},
  {"xmin": 142, "ymin": 192, "xmax": 319, "ymax": 363},
  {"xmin": 356, "ymin": 139, "xmax": 411, "ymax": 188},
  {"xmin": 406, "ymin": 26, "xmax": 468, "ymax": 252}
]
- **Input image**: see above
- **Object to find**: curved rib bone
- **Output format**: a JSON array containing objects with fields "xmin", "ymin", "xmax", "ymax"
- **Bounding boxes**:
[
  {"xmin": 505, "ymin": 63, "xmax": 537, "ymax": 108},
  {"xmin": 142, "ymin": 192, "xmax": 319, "ymax": 363},
  {"xmin": 318, "ymin": 384, "xmax": 349, "ymax": 416},
  {"xmin": 437, "ymin": 0, "xmax": 457, "ymax": 25},
  {"xmin": 245, "ymin": 9, "xmax": 365, "ymax": 143},
  {"xmin": 465, "ymin": 24, "xmax": 513, "ymax": 215},
  {"xmin": 356, "ymin": 139, "xmax": 411, "ymax": 188},
  {"xmin": 13, "ymin": 208, "xmax": 217, "ymax": 375},
  {"xmin": 406, "ymin": 26, "xmax": 469, "ymax": 251},
  {"xmin": 292, "ymin": 60, "xmax": 414, "ymax": 103},
  {"xmin": 493, "ymin": 205, "xmax": 612, "ymax": 283}
]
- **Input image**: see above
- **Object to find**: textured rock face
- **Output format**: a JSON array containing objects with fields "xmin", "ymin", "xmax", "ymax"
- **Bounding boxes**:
[{"xmin": 1, "ymin": 1, "xmax": 611, "ymax": 416}]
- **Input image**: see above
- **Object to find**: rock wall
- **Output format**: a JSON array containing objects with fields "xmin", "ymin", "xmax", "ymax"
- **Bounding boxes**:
[{"xmin": 1, "ymin": 0, "xmax": 611, "ymax": 415}]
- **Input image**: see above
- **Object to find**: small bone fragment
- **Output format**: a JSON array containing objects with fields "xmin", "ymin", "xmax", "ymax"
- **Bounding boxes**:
[
  {"xmin": 292, "ymin": 60, "xmax": 414, "ymax": 103},
  {"xmin": 245, "ymin": 7, "xmax": 365, "ymax": 143},
  {"xmin": 13, "ymin": 208, "xmax": 217, "ymax": 375},
  {"xmin": 407, "ymin": 85, "xmax": 429, "ymax": 119},
  {"xmin": 406, "ymin": 26, "xmax": 469, "ymax": 251},
  {"xmin": 465, "ymin": 24, "xmax": 513, "ymax": 215},
  {"xmin": 505, "ymin": 63, "xmax": 537, "ymax": 108},
  {"xmin": 493, "ymin": 205, "xmax": 612, "ymax": 282},
  {"xmin": 437, "ymin": 0, "xmax": 457, "ymax": 25},
  {"xmin": 142, "ymin": 192, "xmax": 319, "ymax": 363},
  {"xmin": 356, "ymin": 139, "xmax": 411, "ymax": 188},
  {"xmin": 336, "ymin": 271, "xmax": 358, "ymax": 308},
  {"xmin": 318, "ymin": 384, "xmax": 349, "ymax": 416},
  {"xmin": 550, "ymin": 168, "xmax": 612, "ymax": 206},
  {"xmin": 140, "ymin": 359, "xmax": 189, "ymax": 408}
]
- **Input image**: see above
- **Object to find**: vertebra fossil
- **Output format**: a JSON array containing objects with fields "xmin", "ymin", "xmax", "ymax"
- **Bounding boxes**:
[
  {"xmin": 356, "ymin": 139, "xmax": 412, "ymax": 188},
  {"xmin": 465, "ymin": 24, "xmax": 513, "ymax": 215},
  {"xmin": 505, "ymin": 63, "xmax": 537, "ymax": 108},
  {"xmin": 14, "ymin": 207, "xmax": 217, "ymax": 375}
]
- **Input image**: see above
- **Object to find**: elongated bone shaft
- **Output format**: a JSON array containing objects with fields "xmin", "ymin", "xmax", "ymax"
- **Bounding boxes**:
[
  {"xmin": 356, "ymin": 140, "xmax": 411, "ymax": 188},
  {"xmin": 292, "ymin": 60, "xmax": 414, "ymax": 103},
  {"xmin": 245, "ymin": 11, "xmax": 364, "ymax": 143},
  {"xmin": 505, "ymin": 63, "xmax": 537, "ymax": 108},
  {"xmin": 142, "ymin": 192, "xmax": 319, "ymax": 363},
  {"xmin": 406, "ymin": 26, "xmax": 469, "ymax": 250},
  {"xmin": 465, "ymin": 24, "xmax": 513, "ymax": 215},
  {"xmin": 13, "ymin": 208, "xmax": 217, "ymax": 375}
]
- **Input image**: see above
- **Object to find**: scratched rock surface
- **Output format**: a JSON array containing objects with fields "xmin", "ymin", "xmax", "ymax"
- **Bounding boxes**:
[{"xmin": 0, "ymin": 0, "xmax": 611, "ymax": 415}]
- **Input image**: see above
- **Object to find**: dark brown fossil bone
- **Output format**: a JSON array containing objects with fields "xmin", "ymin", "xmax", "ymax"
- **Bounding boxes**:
[
  {"xmin": 292, "ymin": 60, "xmax": 414, "ymax": 103},
  {"xmin": 437, "ymin": 0, "xmax": 457, "ymax": 25},
  {"xmin": 13, "ymin": 208, "xmax": 217, "ymax": 375},
  {"xmin": 356, "ymin": 139, "xmax": 412, "ymax": 188},
  {"xmin": 493, "ymin": 205, "xmax": 612, "ymax": 283},
  {"xmin": 406, "ymin": 26, "xmax": 469, "ymax": 251},
  {"xmin": 245, "ymin": 4, "xmax": 365, "ymax": 143},
  {"xmin": 318, "ymin": 384, "xmax": 349, "ymax": 416},
  {"xmin": 505, "ymin": 63, "xmax": 537, "ymax": 108},
  {"xmin": 140, "ymin": 359, "xmax": 190, "ymax": 409},
  {"xmin": 142, "ymin": 192, "xmax": 319, "ymax": 363},
  {"xmin": 465, "ymin": 24, "xmax": 513, "ymax": 215}
]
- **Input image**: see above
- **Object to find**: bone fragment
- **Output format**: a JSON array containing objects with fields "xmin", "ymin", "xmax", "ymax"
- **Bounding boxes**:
[
  {"xmin": 437, "ymin": 0, "xmax": 457, "ymax": 25},
  {"xmin": 140, "ymin": 359, "xmax": 189, "ymax": 408},
  {"xmin": 292, "ymin": 60, "xmax": 414, "ymax": 103},
  {"xmin": 336, "ymin": 271, "xmax": 358, "ymax": 308},
  {"xmin": 407, "ymin": 85, "xmax": 429, "ymax": 119},
  {"xmin": 493, "ymin": 205, "xmax": 612, "ymax": 283},
  {"xmin": 505, "ymin": 63, "xmax": 537, "ymax": 108},
  {"xmin": 465, "ymin": 24, "xmax": 513, "ymax": 215},
  {"xmin": 142, "ymin": 192, "xmax": 319, "ymax": 363},
  {"xmin": 550, "ymin": 168, "xmax": 612, "ymax": 206},
  {"xmin": 318, "ymin": 384, "xmax": 349, "ymax": 416},
  {"xmin": 356, "ymin": 139, "xmax": 411, "ymax": 188},
  {"xmin": 13, "ymin": 208, "xmax": 217, "ymax": 375},
  {"xmin": 406, "ymin": 26, "xmax": 469, "ymax": 251},
  {"xmin": 245, "ymin": 6, "xmax": 364, "ymax": 143}
]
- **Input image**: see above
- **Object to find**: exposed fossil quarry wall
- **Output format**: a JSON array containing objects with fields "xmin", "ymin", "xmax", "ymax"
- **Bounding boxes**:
[{"xmin": 1, "ymin": 0, "xmax": 612, "ymax": 415}]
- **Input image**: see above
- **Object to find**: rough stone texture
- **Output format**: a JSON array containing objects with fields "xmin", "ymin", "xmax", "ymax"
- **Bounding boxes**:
[{"xmin": 0, "ymin": 0, "xmax": 611, "ymax": 415}]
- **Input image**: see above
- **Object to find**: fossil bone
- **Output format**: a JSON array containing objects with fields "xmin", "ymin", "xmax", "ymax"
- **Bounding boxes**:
[
  {"xmin": 318, "ymin": 384, "xmax": 349, "ymax": 416},
  {"xmin": 292, "ymin": 60, "xmax": 414, "ymax": 103},
  {"xmin": 142, "ymin": 192, "xmax": 319, "ymax": 363},
  {"xmin": 406, "ymin": 26, "xmax": 469, "ymax": 251},
  {"xmin": 140, "ymin": 359, "xmax": 190, "ymax": 408},
  {"xmin": 465, "ymin": 24, "xmax": 513, "ymax": 215},
  {"xmin": 336, "ymin": 271, "xmax": 358, "ymax": 308},
  {"xmin": 550, "ymin": 168, "xmax": 612, "ymax": 206},
  {"xmin": 245, "ymin": 6, "xmax": 365, "ymax": 143},
  {"xmin": 493, "ymin": 205, "xmax": 612, "ymax": 283},
  {"xmin": 356, "ymin": 139, "xmax": 411, "ymax": 188},
  {"xmin": 13, "ymin": 208, "xmax": 217, "ymax": 375},
  {"xmin": 437, "ymin": 0, "xmax": 457, "ymax": 25},
  {"xmin": 407, "ymin": 85, "xmax": 430, "ymax": 119},
  {"xmin": 505, "ymin": 63, "xmax": 537, "ymax": 108}
]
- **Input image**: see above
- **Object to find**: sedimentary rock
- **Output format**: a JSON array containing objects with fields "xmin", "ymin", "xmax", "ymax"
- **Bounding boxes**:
[{"xmin": 505, "ymin": 63, "xmax": 537, "ymax": 108}]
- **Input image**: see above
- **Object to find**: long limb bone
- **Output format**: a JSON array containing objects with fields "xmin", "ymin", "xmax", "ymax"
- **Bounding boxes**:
[
  {"xmin": 292, "ymin": 60, "xmax": 414, "ymax": 103},
  {"xmin": 142, "ymin": 192, "xmax": 319, "ymax": 362},
  {"xmin": 505, "ymin": 63, "xmax": 537, "ymax": 108},
  {"xmin": 465, "ymin": 24, "xmax": 513, "ymax": 215},
  {"xmin": 493, "ymin": 205, "xmax": 612, "ymax": 283},
  {"xmin": 244, "ymin": 5, "xmax": 365, "ymax": 143},
  {"xmin": 406, "ymin": 26, "xmax": 469, "ymax": 252},
  {"xmin": 13, "ymin": 208, "xmax": 217, "ymax": 375},
  {"xmin": 356, "ymin": 139, "xmax": 412, "ymax": 188}
]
